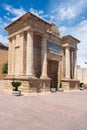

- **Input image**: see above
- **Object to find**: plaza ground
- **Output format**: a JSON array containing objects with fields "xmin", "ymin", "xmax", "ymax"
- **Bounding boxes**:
[{"xmin": 0, "ymin": 80, "xmax": 87, "ymax": 130}]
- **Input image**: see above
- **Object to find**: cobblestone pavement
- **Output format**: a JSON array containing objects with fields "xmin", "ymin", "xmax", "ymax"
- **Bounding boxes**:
[{"xmin": 0, "ymin": 80, "xmax": 87, "ymax": 130}]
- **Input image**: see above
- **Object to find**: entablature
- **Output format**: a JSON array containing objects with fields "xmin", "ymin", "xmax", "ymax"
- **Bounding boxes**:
[
  {"xmin": 47, "ymin": 51, "xmax": 62, "ymax": 61},
  {"xmin": 62, "ymin": 42, "xmax": 77, "ymax": 50},
  {"xmin": 5, "ymin": 12, "xmax": 61, "ymax": 38},
  {"xmin": 47, "ymin": 41, "xmax": 62, "ymax": 54}
]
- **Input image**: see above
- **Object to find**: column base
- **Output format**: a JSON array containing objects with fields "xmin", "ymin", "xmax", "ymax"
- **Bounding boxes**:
[
  {"xmin": 61, "ymin": 79, "xmax": 80, "ymax": 90},
  {"xmin": 73, "ymin": 77, "xmax": 78, "ymax": 80},
  {"xmin": 5, "ymin": 75, "xmax": 15, "ymax": 80},
  {"xmin": 64, "ymin": 77, "xmax": 71, "ymax": 80},
  {"xmin": 40, "ymin": 75, "xmax": 50, "ymax": 80},
  {"xmin": 25, "ymin": 75, "xmax": 37, "ymax": 79}
]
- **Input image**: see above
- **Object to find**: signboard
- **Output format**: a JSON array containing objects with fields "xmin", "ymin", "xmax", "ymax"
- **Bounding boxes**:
[{"xmin": 47, "ymin": 42, "xmax": 62, "ymax": 53}]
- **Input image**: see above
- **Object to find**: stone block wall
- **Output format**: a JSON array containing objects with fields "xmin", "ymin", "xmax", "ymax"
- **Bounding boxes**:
[
  {"xmin": 0, "ymin": 48, "xmax": 8, "ymax": 79},
  {"xmin": 4, "ymin": 78, "xmax": 51, "ymax": 93},
  {"xmin": 77, "ymin": 68, "xmax": 87, "ymax": 83},
  {"xmin": 62, "ymin": 80, "xmax": 80, "ymax": 90}
]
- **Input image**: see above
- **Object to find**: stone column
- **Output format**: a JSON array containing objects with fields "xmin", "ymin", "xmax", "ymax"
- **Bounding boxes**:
[
  {"xmin": 71, "ymin": 51, "xmax": 74, "ymax": 79},
  {"xmin": 11, "ymin": 37, "xmax": 15, "ymax": 75},
  {"xmin": 65, "ymin": 47, "xmax": 70, "ymax": 79},
  {"xmin": 26, "ymin": 30, "xmax": 34, "ymax": 77},
  {"xmin": 70, "ymin": 50, "xmax": 73, "ymax": 79},
  {"xmin": 20, "ymin": 32, "xmax": 24, "ymax": 75},
  {"xmin": 73, "ymin": 50, "xmax": 77, "ymax": 79},
  {"xmin": 40, "ymin": 36, "xmax": 48, "ymax": 79},
  {"xmin": 61, "ymin": 49, "xmax": 65, "ymax": 79},
  {"xmin": 8, "ymin": 39, "xmax": 12, "ymax": 75}
]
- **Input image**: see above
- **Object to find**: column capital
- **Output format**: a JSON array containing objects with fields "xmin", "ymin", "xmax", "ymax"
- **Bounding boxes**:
[
  {"xmin": 11, "ymin": 36, "xmax": 16, "ymax": 40},
  {"xmin": 20, "ymin": 31, "xmax": 25, "ymax": 37},
  {"xmin": 8, "ymin": 35, "xmax": 16, "ymax": 40},
  {"xmin": 24, "ymin": 26, "xmax": 34, "ymax": 32},
  {"xmin": 73, "ymin": 49, "xmax": 77, "ymax": 52},
  {"xmin": 65, "ymin": 45, "xmax": 70, "ymax": 49},
  {"xmin": 42, "ymin": 34, "xmax": 49, "ymax": 39},
  {"xmin": 62, "ymin": 43, "xmax": 70, "ymax": 48}
]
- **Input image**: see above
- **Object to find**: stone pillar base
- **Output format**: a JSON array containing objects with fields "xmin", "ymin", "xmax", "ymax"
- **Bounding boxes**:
[
  {"xmin": 4, "ymin": 77, "xmax": 51, "ymax": 93},
  {"xmin": 61, "ymin": 79, "xmax": 80, "ymax": 90},
  {"xmin": 40, "ymin": 75, "xmax": 50, "ymax": 80},
  {"xmin": 5, "ymin": 75, "xmax": 15, "ymax": 79}
]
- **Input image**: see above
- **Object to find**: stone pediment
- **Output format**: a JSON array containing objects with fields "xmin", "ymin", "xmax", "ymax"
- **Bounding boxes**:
[
  {"xmin": 69, "ymin": 42, "xmax": 77, "ymax": 49},
  {"xmin": 62, "ymin": 35, "xmax": 80, "ymax": 44},
  {"xmin": 62, "ymin": 35, "xmax": 80, "ymax": 49},
  {"xmin": 5, "ymin": 12, "xmax": 61, "ymax": 38}
]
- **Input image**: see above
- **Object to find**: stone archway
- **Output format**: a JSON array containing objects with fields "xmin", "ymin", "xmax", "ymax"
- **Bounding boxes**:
[{"xmin": 47, "ymin": 60, "xmax": 58, "ymax": 90}]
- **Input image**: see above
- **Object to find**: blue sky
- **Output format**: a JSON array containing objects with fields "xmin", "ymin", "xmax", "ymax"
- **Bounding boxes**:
[{"xmin": 0, "ymin": 0, "xmax": 87, "ymax": 67}]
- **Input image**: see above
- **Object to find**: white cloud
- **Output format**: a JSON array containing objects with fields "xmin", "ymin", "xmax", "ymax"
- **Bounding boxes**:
[
  {"xmin": 3, "ymin": 4, "xmax": 26, "ymax": 21},
  {"xmin": 0, "ymin": 16, "xmax": 8, "ymax": 44},
  {"xmin": 0, "ymin": 17, "xmax": 8, "ymax": 33},
  {"xmin": 30, "ymin": 8, "xmax": 44, "ymax": 17},
  {"xmin": 59, "ymin": 20, "xmax": 87, "ymax": 67},
  {"xmin": 0, "ymin": 4, "xmax": 26, "ymax": 45},
  {"xmin": 0, "ymin": 35, "xmax": 8, "ymax": 44},
  {"xmin": 51, "ymin": 0, "xmax": 87, "ymax": 21},
  {"xmin": 3, "ymin": 6, "xmax": 50, "ymax": 22},
  {"xmin": 4, "ymin": 4, "xmax": 26, "ymax": 16},
  {"xmin": 29, "ymin": 8, "xmax": 51, "ymax": 23},
  {"xmin": 58, "ymin": 6, "xmax": 76, "ymax": 20}
]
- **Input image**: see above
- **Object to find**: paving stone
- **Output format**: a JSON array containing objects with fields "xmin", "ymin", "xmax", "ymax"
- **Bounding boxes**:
[{"xmin": 0, "ymin": 80, "xmax": 87, "ymax": 130}]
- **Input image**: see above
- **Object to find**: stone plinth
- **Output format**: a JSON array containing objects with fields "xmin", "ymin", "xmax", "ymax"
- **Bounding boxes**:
[
  {"xmin": 4, "ymin": 77, "xmax": 51, "ymax": 93},
  {"xmin": 61, "ymin": 79, "xmax": 80, "ymax": 90}
]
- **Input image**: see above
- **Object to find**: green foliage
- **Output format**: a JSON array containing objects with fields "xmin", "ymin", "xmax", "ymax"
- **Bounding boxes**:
[
  {"xmin": 59, "ymin": 82, "xmax": 62, "ymax": 88},
  {"xmin": 11, "ymin": 81, "xmax": 21, "ymax": 87},
  {"xmin": 80, "ymin": 82, "xmax": 84, "ymax": 87},
  {"xmin": 2, "ymin": 62, "xmax": 8, "ymax": 74},
  {"xmin": 11, "ymin": 81, "xmax": 21, "ymax": 91}
]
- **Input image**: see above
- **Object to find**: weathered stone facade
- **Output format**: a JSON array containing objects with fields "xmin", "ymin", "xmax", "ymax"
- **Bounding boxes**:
[
  {"xmin": 4, "ymin": 12, "xmax": 80, "ymax": 92},
  {"xmin": 0, "ymin": 43, "xmax": 8, "ymax": 79}
]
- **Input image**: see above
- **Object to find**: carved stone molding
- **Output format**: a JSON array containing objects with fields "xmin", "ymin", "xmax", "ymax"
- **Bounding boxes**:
[{"xmin": 47, "ymin": 23, "xmax": 60, "ymax": 36}]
